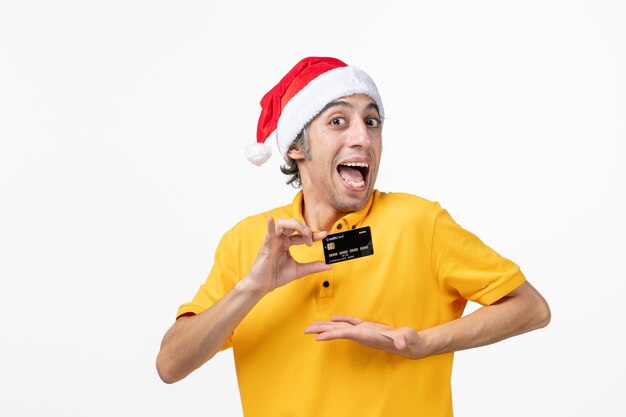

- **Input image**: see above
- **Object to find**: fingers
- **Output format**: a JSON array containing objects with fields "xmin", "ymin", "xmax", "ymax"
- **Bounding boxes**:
[
  {"xmin": 287, "ymin": 234, "xmax": 311, "ymax": 246},
  {"xmin": 275, "ymin": 218, "xmax": 313, "ymax": 246},
  {"xmin": 304, "ymin": 317, "xmax": 365, "ymax": 340},
  {"xmin": 305, "ymin": 319, "xmax": 409, "ymax": 353},
  {"xmin": 289, "ymin": 230, "xmax": 328, "ymax": 245},
  {"xmin": 304, "ymin": 321, "xmax": 340, "ymax": 334},
  {"xmin": 304, "ymin": 321, "xmax": 353, "ymax": 341},
  {"xmin": 330, "ymin": 316, "xmax": 363, "ymax": 325},
  {"xmin": 304, "ymin": 317, "xmax": 364, "ymax": 335},
  {"xmin": 266, "ymin": 217, "xmax": 330, "ymax": 249}
]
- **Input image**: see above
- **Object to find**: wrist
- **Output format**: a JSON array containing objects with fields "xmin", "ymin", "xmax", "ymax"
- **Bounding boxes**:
[
  {"xmin": 235, "ymin": 275, "xmax": 270, "ymax": 300},
  {"xmin": 416, "ymin": 327, "xmax": 449, "ymax": 358}
]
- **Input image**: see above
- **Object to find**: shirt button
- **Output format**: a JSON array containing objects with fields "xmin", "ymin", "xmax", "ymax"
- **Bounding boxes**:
[
  {"xmin": 336, "ymin": 224, "xmax": 342, "ymax": 230},
  {"xmin": 323, "ymin": 281, "xmax": 330, "ymax": 288}
]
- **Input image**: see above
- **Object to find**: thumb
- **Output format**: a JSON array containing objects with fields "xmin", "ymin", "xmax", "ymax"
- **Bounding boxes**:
[
  {"xmin": 266, "ymin": 217, "xmax": 276, "ymax": 241},
  {"xmin": 393, "ymin": 334, "xmax": 407, "ymax": 350},
  {"xmin": 312, "ymin": 230, "xmax": 328, "ymax": 242},
  {"xmin": 382, "ymin": 330, "xmax": 407, "ymax": 350},
  {"xmin": 296, "ymin": 260, "xmax": 332, "ymax": 279}
]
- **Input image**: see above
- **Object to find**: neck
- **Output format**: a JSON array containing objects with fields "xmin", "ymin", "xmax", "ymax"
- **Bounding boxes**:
[{"xmin": 300, "ymin": 194, "xmax": 344, "ymax": 232}]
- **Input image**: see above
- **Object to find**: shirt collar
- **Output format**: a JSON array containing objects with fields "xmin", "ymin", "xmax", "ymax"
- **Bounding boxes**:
[{"xmin": 290, "ymin": 190, "xmax": 376, "ymax": 232}]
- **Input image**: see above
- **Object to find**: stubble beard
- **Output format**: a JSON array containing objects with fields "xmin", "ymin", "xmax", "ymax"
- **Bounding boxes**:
[{"xmin": 328, "ymin": 184, "xmax": 373, "ymax": 213}]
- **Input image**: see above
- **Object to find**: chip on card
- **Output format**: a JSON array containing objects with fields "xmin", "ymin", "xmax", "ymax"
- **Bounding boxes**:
[{"xmin": 322, "ymin": 226, "xmax": 374, "ymax": 264}]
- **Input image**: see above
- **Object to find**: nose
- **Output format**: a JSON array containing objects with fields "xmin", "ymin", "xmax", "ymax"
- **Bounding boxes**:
[{"xmin": 347, "ymin": 119, "xmax": 373, "ymax": 148}]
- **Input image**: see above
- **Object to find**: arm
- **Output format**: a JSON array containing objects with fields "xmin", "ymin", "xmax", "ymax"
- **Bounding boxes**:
[
  {"xmin": 304, "ymin": 280, "xmax": 550, "ymax": 359},
  {"xmin": 157, "ymin": 217, "xmax": 331, "ymax": 383}
]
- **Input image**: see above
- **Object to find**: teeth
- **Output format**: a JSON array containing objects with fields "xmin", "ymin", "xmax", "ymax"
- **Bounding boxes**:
[
  {"xmin": 342, "ymin": 178, "xmax": 365, "ymax": 188},
  {"xmin": 340, "ymin": 162, "xmax": 369, "ymax": 168}
]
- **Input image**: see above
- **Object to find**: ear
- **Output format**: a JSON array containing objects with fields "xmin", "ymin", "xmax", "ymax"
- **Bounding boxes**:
[{"xmin": 287, "ymin": 146, "xmax": 306, "ymax": 161}]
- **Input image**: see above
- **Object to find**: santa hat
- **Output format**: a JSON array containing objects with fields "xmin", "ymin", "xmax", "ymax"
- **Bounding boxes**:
[{"xmin": 245, "ymin": 57, "xmax": 384, "ymax": 166}]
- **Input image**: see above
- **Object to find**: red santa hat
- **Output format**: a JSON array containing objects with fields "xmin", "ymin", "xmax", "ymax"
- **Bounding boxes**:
[{"xmin": 245, "ymin": 57, "xmax": 384, "ymax": 166}]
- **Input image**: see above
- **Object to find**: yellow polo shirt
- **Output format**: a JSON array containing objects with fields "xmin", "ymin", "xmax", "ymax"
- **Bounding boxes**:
[{"xmin": 177, "ymin": 190, "xmax": 525, "ymax": 417}]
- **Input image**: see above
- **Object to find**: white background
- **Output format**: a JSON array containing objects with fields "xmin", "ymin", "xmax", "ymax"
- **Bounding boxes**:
[{"xmin": 1, "ymin": 1, "xmax": 624, "ymax": 415}]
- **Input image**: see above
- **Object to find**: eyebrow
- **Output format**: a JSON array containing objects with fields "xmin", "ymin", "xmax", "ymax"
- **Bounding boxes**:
[{"xmin": 319, "ymin": 99, "xmax": 381, "ymax": 116}]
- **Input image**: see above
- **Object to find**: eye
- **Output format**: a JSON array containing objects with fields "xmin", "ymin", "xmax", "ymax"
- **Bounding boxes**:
[
  {"xmin": 330, "ymin": 117, "xmax": 345, "ymax": 126},
  {"xmin": 366, "ymin": 118, "xmax": 381, "ymax": 127}
]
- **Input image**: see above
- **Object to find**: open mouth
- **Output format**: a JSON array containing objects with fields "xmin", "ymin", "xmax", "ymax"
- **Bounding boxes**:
[{"xmin": 337, "ymin": 162, "xmax": 370, "ymax": 189}]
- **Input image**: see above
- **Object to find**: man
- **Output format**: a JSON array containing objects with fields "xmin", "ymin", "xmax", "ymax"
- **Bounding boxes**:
[{"xmin": 156, "ymin": 57, "xmax": 550, "ymax": 416}]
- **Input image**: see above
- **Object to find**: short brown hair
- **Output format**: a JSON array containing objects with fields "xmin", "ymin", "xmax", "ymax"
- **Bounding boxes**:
[{"xmin": 280, "ymin": 127, "xmax": 311, "ymax": 188}]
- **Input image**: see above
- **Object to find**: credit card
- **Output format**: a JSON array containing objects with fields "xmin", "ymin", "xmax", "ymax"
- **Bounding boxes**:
[{"xmin": 322, "ymin": 226, "xmax": 374, "ymax": 264}]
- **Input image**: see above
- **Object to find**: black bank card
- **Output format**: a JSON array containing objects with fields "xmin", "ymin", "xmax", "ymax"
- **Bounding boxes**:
[{"xmin": 322, "ymin": 226, "xmax": 374, "ymax": 264}]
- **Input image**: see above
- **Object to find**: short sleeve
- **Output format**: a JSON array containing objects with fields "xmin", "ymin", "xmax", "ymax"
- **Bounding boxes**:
[
  {"xmin": 176, "ymin": 231, "xmax": 240, "ymax": 349},
  {"xmin": 431, "ymin": 208, "xmax": 525, "ymax": 306}
]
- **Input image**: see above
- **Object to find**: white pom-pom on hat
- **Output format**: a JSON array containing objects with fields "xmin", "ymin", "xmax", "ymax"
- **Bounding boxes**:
[
  {"xmin": 245, "ymin": 142, "xmax": 272, "ymax": 166},
  {"xmin": 246, "ymin": 56, "xmax": 384, "ymax": 166}
]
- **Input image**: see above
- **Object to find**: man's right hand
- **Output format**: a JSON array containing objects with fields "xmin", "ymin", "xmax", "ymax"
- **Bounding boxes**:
[
  {"xmin": 157, "ymin": 216, "xmax": 330, "ymax": 384},
  {"xmin": 244, "ymin": 217, "xmax": 332, "ymax": 295}
]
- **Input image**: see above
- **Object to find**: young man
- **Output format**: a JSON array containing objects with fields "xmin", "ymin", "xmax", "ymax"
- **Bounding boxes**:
[{"xmin": 156, "ymin": 57, "xmax": 550, "ymax": 416}]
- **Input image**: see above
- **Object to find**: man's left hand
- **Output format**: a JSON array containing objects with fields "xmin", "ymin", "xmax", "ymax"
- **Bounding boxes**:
[{"xmin": 304, "ymin": 316, "xmax": 427, "ymax": 359}]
